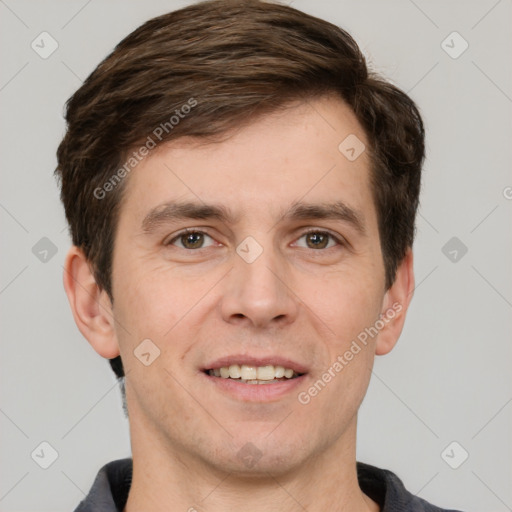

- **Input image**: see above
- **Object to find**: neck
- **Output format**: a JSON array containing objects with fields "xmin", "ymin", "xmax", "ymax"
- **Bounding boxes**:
[{"xmin": 123, "ymin": 414, "xmax": 379, "ymax": 512}]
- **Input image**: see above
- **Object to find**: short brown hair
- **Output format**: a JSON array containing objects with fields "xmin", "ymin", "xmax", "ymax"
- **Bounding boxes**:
[{"xmin": 56, "ymin": 0, "xmax": 425, "ymax": 381}]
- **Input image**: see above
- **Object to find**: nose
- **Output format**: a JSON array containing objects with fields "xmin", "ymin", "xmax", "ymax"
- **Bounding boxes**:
[{"xmin": 220, "ymin": 241, "xmax": 299, "ymax": 329}]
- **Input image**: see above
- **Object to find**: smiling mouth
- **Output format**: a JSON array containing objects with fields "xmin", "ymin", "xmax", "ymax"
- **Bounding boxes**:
[{"xmin": 204, "ymin": 364, "xmax": 304, "ymax": 384}]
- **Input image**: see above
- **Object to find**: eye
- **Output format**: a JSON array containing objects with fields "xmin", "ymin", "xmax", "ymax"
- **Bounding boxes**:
[
  {"xmin": 294, "ymin": 230, "xmax": 342, "ymax": 250},
  {"xmin": 165, "ymin": 229, "xmax": 216, "ymax": 250}
]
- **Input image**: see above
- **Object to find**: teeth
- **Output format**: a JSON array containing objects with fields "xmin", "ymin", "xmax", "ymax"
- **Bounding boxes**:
[
  {"xmin": 274, "ymin": 365, "xmax": 285, "ymax": 378},
  {"xmin": 208, "ymin": 364, "xmax": 301, "ymax": 381},
  {"xmin": 256, "ymin": 365, "xmax": 274, "ymax": 380},
  {"xmin": 228, "ymin": 364, "xmax": 241, "ymax": 379},
  {"xmin": 241, "ymin": 365, "xmax": 257, "ymax": 380}
]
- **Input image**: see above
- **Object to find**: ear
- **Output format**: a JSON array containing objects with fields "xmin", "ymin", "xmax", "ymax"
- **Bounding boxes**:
[
  {"xmin": 375, "ymin": 248, "xmax": 415, "ymax": 356},
  {"xmin": 62, "ymin": 246, "xmax": 120, "ymax": 359}
]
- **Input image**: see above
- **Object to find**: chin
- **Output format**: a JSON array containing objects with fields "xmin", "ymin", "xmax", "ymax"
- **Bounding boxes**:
[{"xmin": 205, "ymin": 430, "xmax": 312, "ymax": 477}]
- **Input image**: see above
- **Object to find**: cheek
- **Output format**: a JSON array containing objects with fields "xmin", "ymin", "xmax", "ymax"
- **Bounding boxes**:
[
  {"xmin": 301, "ymin": 276, "xmax": 380, "ymax": 422},
  {"xmin": 302, "ymin": 268, "xmax": 383, "ymax": 346},
  {"xmin": 111, "ymin": 266, "xmax": 182, "ymax": 359},
  {"xmin": 112, "ymin": 261, "xmax": 224, "ymax": 369}
]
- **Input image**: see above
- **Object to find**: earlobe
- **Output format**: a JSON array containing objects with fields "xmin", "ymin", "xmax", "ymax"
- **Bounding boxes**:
[
  {"xmin": 63, "ymin": 246, "xmax": 120, "ymax": 359},
  {"xmin": 375, "ymin": 249, "xmax": 415, "ymax": 356}
]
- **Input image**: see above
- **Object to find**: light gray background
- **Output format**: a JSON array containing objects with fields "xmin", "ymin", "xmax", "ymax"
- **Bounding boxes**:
[{"xmin": 1, "ymin": 0, "xmax": 511, "ymax": 510}]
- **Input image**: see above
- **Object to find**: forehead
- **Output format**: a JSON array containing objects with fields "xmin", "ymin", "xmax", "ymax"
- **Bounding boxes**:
[{"xmin": 118, "ymin": 95, "xmax": 377, "ymax": 232}]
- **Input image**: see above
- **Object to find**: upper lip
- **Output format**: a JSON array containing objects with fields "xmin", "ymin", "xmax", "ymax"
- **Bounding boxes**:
[{"xmin": 202, "ymin": 355, "xmax": 309, "ymax": 374}]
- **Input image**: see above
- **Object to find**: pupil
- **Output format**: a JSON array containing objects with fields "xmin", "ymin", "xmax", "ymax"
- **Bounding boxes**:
[
  {"xmin": 307, "ymin": 233, "xmax": 327, "ymax": 249},
  {"xmin": 183, "ymin": 232, "xmax": 203, "ymax": 248}
]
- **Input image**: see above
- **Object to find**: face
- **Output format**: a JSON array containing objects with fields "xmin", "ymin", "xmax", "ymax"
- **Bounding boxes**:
[{"xmin": 110, "ymin": 96, "xmax": 391, "ymax": 475}]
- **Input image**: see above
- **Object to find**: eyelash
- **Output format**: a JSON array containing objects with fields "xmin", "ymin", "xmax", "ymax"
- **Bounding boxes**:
[{"xmin": 164, "ymin": 228, "xmax": 345, "ymax": 250}]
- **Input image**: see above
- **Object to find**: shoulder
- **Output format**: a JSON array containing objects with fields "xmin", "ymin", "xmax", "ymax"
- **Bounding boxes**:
[
  {"xmin": 73, "ymin": 458, "xmax": 133, "ymax": 512},
  {"xmin": 357, "ymin": 461, "xmax": 466, "ymax": 512}
]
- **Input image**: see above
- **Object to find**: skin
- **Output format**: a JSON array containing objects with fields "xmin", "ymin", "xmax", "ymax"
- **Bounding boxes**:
[{"xmin": 64, "ymin": 95, "xmax": 414, "ymax": 512}]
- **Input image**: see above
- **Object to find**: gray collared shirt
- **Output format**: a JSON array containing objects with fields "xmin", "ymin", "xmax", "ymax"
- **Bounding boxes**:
[{"xmin": 73, "ymin": 458, "xmax": 464, "ymax": 512}]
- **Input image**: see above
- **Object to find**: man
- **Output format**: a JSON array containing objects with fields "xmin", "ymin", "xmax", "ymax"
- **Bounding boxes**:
[{"xmin": 56, "ymin": 0, "xmax": 464, "ymax": 510}]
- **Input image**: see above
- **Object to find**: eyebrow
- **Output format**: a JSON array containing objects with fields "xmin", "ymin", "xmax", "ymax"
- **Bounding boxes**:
[
  {"xmin": 141, "ymin": 202, "xmax": 240, "ymax": 233},
  {"xmin": 281, "ymin": 201, "xmax": 366, "ymax": 235},
  {"xmin": 141, "ymin": 200, "xmax": 366, "ymax": 236}
]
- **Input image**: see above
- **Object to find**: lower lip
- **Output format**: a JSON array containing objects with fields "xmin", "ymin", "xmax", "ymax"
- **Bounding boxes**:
[{"xmin": 200, "ymin": 371, "xmax": 307, "ymax": 402}]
